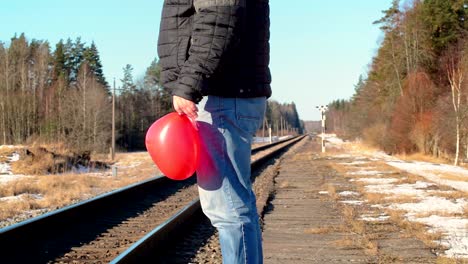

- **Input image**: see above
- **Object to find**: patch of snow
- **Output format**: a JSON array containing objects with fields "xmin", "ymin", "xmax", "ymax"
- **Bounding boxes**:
[
  {"xmin": 387, "ymin": 160, "xmax": 468, "ymax": 192},
  {"xmin": 9, "ymin": 153, "xmax": 20, "ymax": 162},
  {"xmin": 332, "ymin": 154, "xmax": 354, "ymax": 159},
  {"xmin": 0, "ymin": 162, "xmax": 10, "ymax": 175},
  {"xmin": 0, "ymin": 145, "xmax": 16, "ymax": 149},
  {"xmin": 0, "ymin": 193, "xmax": 43, "ymax": 202},
  {"xmin": 411, "ymin": 181, "xmax": 436, "ymax": 189},
  {"xmin": 360, "ymin": 214, "xmax": 390, "ymax": 222},
  {"xmin": 427, "ymin": 190, "xmax": 457, "ymax": 196},
  {"xmin": 318, "ymin": 191, "xmax": 328, "ymax": 195},
  {"xmin": 348, "ymin": 170, "xmax": 393, "ymax": 176},
  {"xmin": 0, "ymin": 195, "xmax": 23, "ymax": 202},
  {"xmin": 325, "ymin": 136, "xmax": 344, "ymax": 145},
  {"xmin": 392, "ymin": 196, "xmax": 468, "ymax": 215},
  {"xmin": 340, "ymin": 200, "xmax": 364, "ymax": 205},
  {"xmin": 31, "ymin": 194, "xmax": 43, "ymax": 200},
  {"xmin": 409, "ymin": 215, "xmax": 468, "ymax": 258},
  {"xmin": 364, "ymin": 181, "xmax": 434, "ymax": 198},
  {"xmin": 339, "ymin": 191, "xmax": 360, "ymax": 197},
  {"xmin": 72, "ymin": 164, "xmax": 91, "ymax": 174},
  {"xmin": 70, "ymin": 164, "xmax": 109, "ymax": 175},
  {"xmin": 0, "ymin": 151, "xmax": 25, "ymax": 184},
  {"xmin": 115, "ymin": 162, "xmax": 142, "ymax": 169},
  {"xmin": 0, "ymin": 174, "xmax": 27, "ymax": 184},
  {"xmin": 88, "ymin": 171, "xmax": 113, "ymax": 177}
]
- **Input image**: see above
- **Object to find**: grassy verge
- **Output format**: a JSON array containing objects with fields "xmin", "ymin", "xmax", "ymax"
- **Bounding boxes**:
[{"xmin": 0, "ymin": 152, "xmax": 159, "ymax": 226}]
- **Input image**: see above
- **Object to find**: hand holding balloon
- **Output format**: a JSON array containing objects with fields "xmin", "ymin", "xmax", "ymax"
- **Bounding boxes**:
[{"xmin": 145, "ymin": 112, "xmax": 200, "ymax": 180}]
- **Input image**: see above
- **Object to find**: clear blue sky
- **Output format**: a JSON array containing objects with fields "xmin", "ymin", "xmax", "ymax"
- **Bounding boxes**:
[{"xmin": 0, "ymin": 0, "xmax": 391, "ymax": 121}]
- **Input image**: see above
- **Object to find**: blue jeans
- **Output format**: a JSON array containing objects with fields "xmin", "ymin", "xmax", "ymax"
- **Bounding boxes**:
[{"xmin": 196, "ymin": 96, "xmax": 266, "ymax": 264}]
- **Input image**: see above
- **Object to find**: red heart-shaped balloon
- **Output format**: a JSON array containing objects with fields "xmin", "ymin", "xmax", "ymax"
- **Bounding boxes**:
[{"xmin": 145, "ymin": 112, "xmax": 200, "ymax": 180}]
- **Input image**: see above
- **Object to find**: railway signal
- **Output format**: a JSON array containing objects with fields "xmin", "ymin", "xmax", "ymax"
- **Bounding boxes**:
[{"xmin": 316, "ymin": 105, "xmax": 328, "ymax": 153}]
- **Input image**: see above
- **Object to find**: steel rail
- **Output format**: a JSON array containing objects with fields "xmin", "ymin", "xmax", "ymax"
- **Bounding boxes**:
[
  {"xmin": 0, "ymin": 135, "xmax": 303, "ymax": 263},
  {"xmin": 0, "ymin": 176, "xmax": 168, "ymax": 242},
  {"xmin": 111, "ymin": 135, "xmax": 305, "ymax": 263}
]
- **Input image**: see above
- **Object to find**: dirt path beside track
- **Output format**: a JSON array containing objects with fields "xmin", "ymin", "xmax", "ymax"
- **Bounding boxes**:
[{"xmin": 262, "ymin": 137, "xmax": 437, "ymax": 264}]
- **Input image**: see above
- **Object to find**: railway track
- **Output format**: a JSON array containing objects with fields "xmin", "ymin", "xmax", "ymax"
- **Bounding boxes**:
[{"xmin": 1, "ymin": 135, "xmax": 304, "ymax": 263}]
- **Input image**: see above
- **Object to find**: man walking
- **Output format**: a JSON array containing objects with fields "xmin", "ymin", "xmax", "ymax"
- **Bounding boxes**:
[{"xmin": 158, "ymin": 0, "xmax": 271, "ymax": 263}]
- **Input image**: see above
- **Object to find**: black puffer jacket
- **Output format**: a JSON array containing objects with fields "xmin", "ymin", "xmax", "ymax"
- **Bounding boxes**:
[{"xmin": 158, "ymin": 0, "xmax": 272, "ymax": 103}]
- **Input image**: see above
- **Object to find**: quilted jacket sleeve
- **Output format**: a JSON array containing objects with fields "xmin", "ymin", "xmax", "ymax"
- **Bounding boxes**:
[{"xmin": 173, "ymin": 0, "xmax": 246, "ymax": 103}]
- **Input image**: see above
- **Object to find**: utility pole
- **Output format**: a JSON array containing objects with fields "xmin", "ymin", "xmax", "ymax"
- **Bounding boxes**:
[
  {"xmin": 111, "ymin": 78, "xmax": 116, "ymax": 160},
  {"xmin": 280, "ymin": 116, "xmax": 283, "ymax": 137},
  {"xmin": 316, "ymin": 105, "xmax": 328, "ymax": 153}
]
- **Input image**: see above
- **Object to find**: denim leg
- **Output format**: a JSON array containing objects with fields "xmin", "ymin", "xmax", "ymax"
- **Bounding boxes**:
[{"xmin": 196, "ymin": 96, "xmax": 266, "ymax": 264}]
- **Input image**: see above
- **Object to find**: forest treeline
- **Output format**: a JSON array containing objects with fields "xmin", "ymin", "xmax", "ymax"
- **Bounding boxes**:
[
  {"xmin": 327, "ymin": 0, "xmax": 468, "ymax": 165},
  {"xmin": 0, "ymin": 33, "xmax": 303, "ymax": 153}
]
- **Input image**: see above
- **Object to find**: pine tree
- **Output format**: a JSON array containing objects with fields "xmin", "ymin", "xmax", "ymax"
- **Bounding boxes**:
[
  {"xmin": 373, "ymin": 0, "xmax": 400, "ymax": 32},
  {"xmin": 144, "ymin": 58, "xmax": 161, "ymax": 88},
  {"xmin": 422, "ymin": 0, "xmax": 467, "ymax": 54},
  {"xmin": 53, "ymin": 40, "xmax": 67, "ymax": 80},
  {"xmin": 84, "ymin": 41, "xmax": 108, "ymax": 89},
  {"xmin": 63, "ymin": 38, "xmax": 74, "ymax": 83},
  {"xmin": 62, "ymin": 37, "xmax": 86, "ymax": 84},
  {"xmin": 121, "ymin": 64, "xmax": 136, "ymax": 92}
]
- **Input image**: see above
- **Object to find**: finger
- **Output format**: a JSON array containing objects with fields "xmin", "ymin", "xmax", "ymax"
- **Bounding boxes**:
[
  {"xmin": 186, "ymin": 109, "xmax": 198, "ymax": 120},
  {"xmin": 174, "ymin": 105, "xmax": 183, "ymax": 115},
  {"xmin": 185, "ymin": 108, "xmax": 198, "ymax": 120},
  {"xmin": 188, "ymin": 117, "xmax": 199, "ymax": 131}
]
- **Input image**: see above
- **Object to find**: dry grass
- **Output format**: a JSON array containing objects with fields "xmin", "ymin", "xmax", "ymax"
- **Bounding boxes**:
[
  {"xmin": 0, "ymin": 147, "xmax": 17, "ymax": 163},
  {"xmin": 336, "ymin": 205, "xmax": 378, "ymax": 255},
  {"xmin": 464, "ymin": 205, "xmax": 468, "ymax": 217},
  {"xmin": 386, "ymin": 195, "xmax": 422, "ymax": 204},
  {"xmin": 436, "ymin": 257, "xmax": 468, "ymax": 264},
  {"xmin": 434, "ymin": 191, "xmax": 468, "ymax": 201},
  {"xmin": 364, "ymin": 239, "xmax": 379, "ymax": 256},
  {"xmin": 278, "ymin": 181, "xmax": 290, "ymax": 188},
  {"xmin": 327, "ymin": 184, "xmax": 339, "ymax": 200},
  {"xmin": 11, "ymin": 150, "xmax": 56, "ymax": 175},
  {"xmin": 395, "ymin": 152, "xmax": 448, "ymax": 165},
  {"xmin": 0, "ymin": 151, "xmax": 159, "ymax": 224},
  {"xmin": 378, "ymin": 254, "xmax": 403, "ymax": 264},
  {"xmin": 304, "ymin": 226, "xmax": 337, "ymax": 234},
  {"xmin": 412, "ymin": 210, "xmax": 467, "ymax": 219},
  {"xmin": 326, "ymin": 141, "xmax": 468, "ymax": 261},
  {"xmin": 437, "ymin": 172, "xmax": 468, "ymax": 182},
  {"xmin": 0, "ymin": 178, "xmax": 42, "ymax": 197},
  {"xmin": 394, "ymin": 172, "xmax": 422, "ymax": 185},
  {"xmin": 387, "ymin": 209, "xmax": 443, "ymax": 248},
  {"xmin": 342, "ymin": 206, "xmax": 366, "ymax": 234},
  {"xmin": 333, "ymin": 236, "xmax": 362, "ymax": 249},
  {"xmin": 8, "ymin": 142, "xmax": 111, "ymax": 175},
  {"xmin": 343, "ymin": 205, "xmax": 357, "ymax": 220},
  {"xmin": 330, "ymin": 155, "xmax": 450, "ymax": 258},
  {"xmin": 328, "ymin": 162, "xmax": 350, "ymax": 177},
  {"xmin": 333, "ymin": 235, "xmax": 378, "ymax": 255},
  {"xmin": 362, "ymin": 192, "xmax": 386, "ymax": 205},
  {"xmin": 346, "ymin": 141, "xmax": 380, "ymax": 154},
  {"xmin": 291, "ymin": 152, "xmax": 314, "ymax": 161}
]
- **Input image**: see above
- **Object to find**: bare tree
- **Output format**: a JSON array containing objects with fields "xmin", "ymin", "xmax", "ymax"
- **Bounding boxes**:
[
  {"xmin": 443, "ymin": 42, "xmax": 468, "ymax": 165},
  {"xmin": 0, "ymin": 42, "xmax": 7, "ymax": 144},
  {"xmin": 63, "ymin": 62, "xmax": 111, "ymax": 151}
]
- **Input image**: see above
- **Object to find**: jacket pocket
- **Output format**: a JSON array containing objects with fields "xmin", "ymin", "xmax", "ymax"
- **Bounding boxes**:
[{"xmin": 177, "ymin": 36, "xmax": 191, "ymax": 68}]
